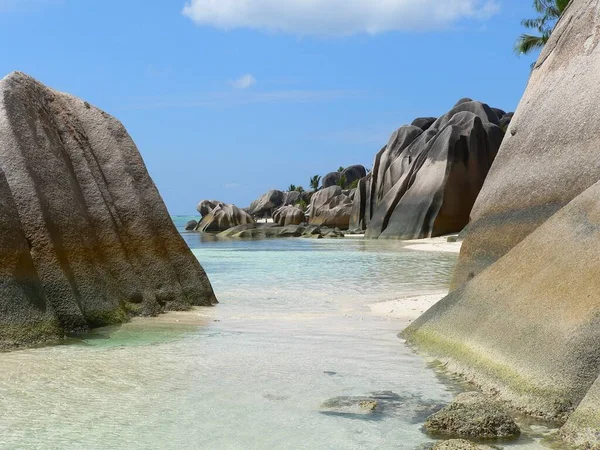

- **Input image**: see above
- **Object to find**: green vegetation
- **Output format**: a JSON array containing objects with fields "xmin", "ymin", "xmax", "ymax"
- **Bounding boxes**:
[
  {"xmin": 515, "ymin": 0, "xmax": 569, "ymax": 56},
  {"xmin": 336, "ymin": 174, "xmax": 347, "ymax": 188},
  {"xmin": 295, "ymin": 198, "xmax": 308, "ymax": 211},
  {"xmin": 288, "ymin": 184, "xmax": 297, "ymax": 192},
  {"xmin": 295, "ymin": 186, "xmax": 305, "ymax": 193},
  {"xmin": 310, "ymin": 175, "xmax": 321, "ymax": 190},
  {"xmin": 338, "ymin": 166, "xmax": 344, "ymax": 172},
  {"xmin": 350, "ymin": 179, "xmax": 359, "ymax": 189}
]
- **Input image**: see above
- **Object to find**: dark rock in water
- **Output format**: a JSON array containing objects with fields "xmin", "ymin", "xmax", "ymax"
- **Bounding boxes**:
[
  {"xmin": 403, "ymin": 4, "xmax": 600, "ymax": 447},
  {"xmin": 320, "ymin": 391, "xmax": 444, "ymax": 422},
  {"xmin": 341, "ymin": 165, "xmax": 367, "ymax": 186},
  {"xmin": 0, "ymin": 72, "xmax": 216, "ymax": 349},
  {"xmin": 195, "ymin": 202, "xmax": 254, "ymax": 232},
  {"xmin": 351, "ymin": 100, "xmax": 503, "ymax": 239},
  {"xmin": 185, "ymin": 220, "xmax": 198, "ymax": 231},
  {"xmin": 309, "ymin": 186, "xmax": 353, "ymax": 229},
  {"xmin": 424, "ymin": 393, "xmax": 520, "ymax": 439},
  {"xmin": 197, "ymin": 200, "xmax": 220, "ymax": 217},
  {"xmin": 248, "ymin": 189, "xmax": 286, "ymax": 217},
  {"xmin": 431, "ymin": 439, "xmax": 501, "ymax": 450},
  {"xmin": 412, "ymin": 117, "xmax": 437, "ymax": 131},
  {"xmin": 273, "ymin": 205, "xmax": 305, "ymax": 226},
  {"xmin": 322, "ymin": 171, "xmax": 341, "ymax": 188},
  {"xmin": 323, "ymin": 227, "xmax": 345, "ymax": 238}
]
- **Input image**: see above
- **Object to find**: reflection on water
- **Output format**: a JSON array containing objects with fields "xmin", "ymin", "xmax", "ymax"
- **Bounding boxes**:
[{"xmin": 0, "ymin": 218, "xmax": 552, "ymax": 449}]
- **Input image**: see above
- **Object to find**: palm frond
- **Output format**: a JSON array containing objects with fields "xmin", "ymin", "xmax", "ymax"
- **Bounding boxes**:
[{"xmin": 514, "ymin": 33, "xmax": 548, "ymax": 55}]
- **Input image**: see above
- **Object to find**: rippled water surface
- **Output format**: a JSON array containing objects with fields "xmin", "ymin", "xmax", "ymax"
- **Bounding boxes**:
[{"xmin": 0, "ymin": 217, "xmax": 553, "ymax": 449}]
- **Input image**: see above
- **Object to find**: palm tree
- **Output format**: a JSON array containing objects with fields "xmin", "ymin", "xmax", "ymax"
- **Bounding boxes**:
[
  {"xmin": 515, "ymin": 0, "xmax": 569, "ymax": 56},
  {"xmin": 295, "ymin": 186, "xmax": 305, "ymax": 193},
  {"xmin": 288, "ymin": 184, "xmax": 297, "ymax": 192},
  {"xmin": 309, "ymin": 175, "xmax": 321, "ymax": 190}
]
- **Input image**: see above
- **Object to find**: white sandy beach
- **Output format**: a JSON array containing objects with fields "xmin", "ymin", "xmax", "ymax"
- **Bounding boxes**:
[{"xmin": 367, "ymin": 235, "xmax": 462, "ymax": 323}]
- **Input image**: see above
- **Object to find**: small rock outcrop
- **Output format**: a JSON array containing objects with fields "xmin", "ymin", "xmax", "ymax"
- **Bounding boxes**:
[
  {"xmin": 0, "ymin": 72, "xmax": 216, "ymax": 349},
  {"xmin": 273, "ymin": 205, "xmax": 306, "ymax": 226},
  {"xmin": 321, "ymin": 172, "xmax": 342, "ymax": 188},
  {"xmin": 424, "ymin": 393, "xmax": 520, "ymax": 439},
  {"xmin": 321, "ymin": 165, "xmax": 367, "ymax": 189},
  {"xmin": 308, "ymin": 186, "xmax": 354, "ymax": 229},
  {"xmin": 350, "ymin": 100, "xmax": 509, "ymax": 240},
  {"xmin": 195, "ymin": 201, "xmax": 254, "ymax": 232}
]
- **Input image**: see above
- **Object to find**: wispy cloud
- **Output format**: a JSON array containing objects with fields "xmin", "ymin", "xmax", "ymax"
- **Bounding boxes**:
[
  {"xmin": 122, "ymin": 89, "xmax": 367, "ymax": 111},
  {"xmin": 231, "ymin": 74, "xmax": 257, "ymax": 90},
  {"xmin": 182, "ymin": 0, "xmax": 499, "ymax": 36}
]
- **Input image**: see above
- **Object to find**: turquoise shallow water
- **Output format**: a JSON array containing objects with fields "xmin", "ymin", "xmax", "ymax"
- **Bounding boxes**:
[{"xmin": 0, "ymin": 217, "xmax": 554, "ymax": 449}]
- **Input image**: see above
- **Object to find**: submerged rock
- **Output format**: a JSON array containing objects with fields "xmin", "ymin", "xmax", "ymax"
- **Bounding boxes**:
[
  {"xmin": 424, "ymin": 392, "xmax": 520, "ymax": 439},
  {"xmin": 0, "ymin": 72, "xmax": 216, "ymax": 349}
]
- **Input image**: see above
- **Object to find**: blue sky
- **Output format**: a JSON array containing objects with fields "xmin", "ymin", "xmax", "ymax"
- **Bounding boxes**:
[{"xmin": 0, "ymin": 0, "xmax": 538, "ymax": 214}]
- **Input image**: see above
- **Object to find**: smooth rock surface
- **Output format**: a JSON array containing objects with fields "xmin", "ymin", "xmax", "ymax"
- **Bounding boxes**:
[
  {"xmin": 308, "ymin": 186, "xmax": 353, "ymax": 229},
  {"xmin": 352, "ymin": 101, "xmax": 504, "ymax": 240},
  {"xmin": 273, "ymin": 205, "xmax": 305, "ymax": 226},
  {"xmin": 0, "ymin": 72, "xmax": 216, "ymax": 349}
]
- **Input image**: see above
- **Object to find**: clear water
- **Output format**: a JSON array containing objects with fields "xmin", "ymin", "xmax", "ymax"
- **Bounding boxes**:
[{"xmin": 0, "ymin": 217, "xmax": 555, "ymax": 449}]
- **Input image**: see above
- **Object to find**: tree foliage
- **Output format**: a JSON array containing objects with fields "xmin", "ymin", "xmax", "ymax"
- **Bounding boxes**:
[
  {"xmin": 515, "ymin": 0, "xmax": 569, "ymax": 56},
  {"xmin": 309, "ymin": 175, "xmax": 321, "ymax": 190}
]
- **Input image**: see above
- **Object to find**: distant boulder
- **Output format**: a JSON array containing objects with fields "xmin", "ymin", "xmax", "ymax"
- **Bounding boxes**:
[
  {"xmin": 309, "ymin": 186, "xmax": 353, "ymax": 229},
  {"xmin": 195, "ymin": 202, "xmax": 254, "ymax": 232},
  {"xmin": 351, "ymin": 99, "xmax": 504, "ymax": 239},
  {"xmin": 341, "ymin": 165, "xmax": 367, "ymax": 186},
  {"xmin": 197, "ymin": 200, "xmax": 220, "ymax": 217},
  {"xmin": 321, "ymin": 172, "xmax": 341, "ymax": 188},
  {"xmin": 184, "ymin": 220, "xmax": 198, "ymax": 231},
  {"xmin": 247, "ymin": 190, "xmax": 285, "ymax": 217},
  {"xmin": 273, "ymin": 205, "xmax": 306, "ymax": 226}
]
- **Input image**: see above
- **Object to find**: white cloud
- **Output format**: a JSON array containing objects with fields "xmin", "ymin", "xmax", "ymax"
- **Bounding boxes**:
[
  {"xmin": 231, "ymin": 74, "xmax": 257, "ymax": 89},
  {"xmin": 182, "ymin": 0, "xmax": 499, "ymax": 36}
]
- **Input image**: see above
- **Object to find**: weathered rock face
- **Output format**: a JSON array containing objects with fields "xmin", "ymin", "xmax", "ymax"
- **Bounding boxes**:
[
  {"xmin": 341, "ymin": 165, "xmax": 367, "ymax": 186},
  {"xmin": 195, "ymin": 201, "xmax": 254, "ymax": 232},
  {"xmin": 0, "ymin": 72, "xmax": 216, "ymax": 349},
  {"xmin": 308, "ymin": 186, "xmax": 354, "ymax": 229},
  {"xmin": 351, "ymin": 101, "xmax": 505, "ymax": 240},
  {"xmin": 424, "ymin": 392, "xmax": 520, "ymax": 439},
  {"xmin": 404, "ymin": 2, "xmax": 600, "ymax": 446},
  {"xmin": 247, "ymin": 189, "xmax": 302, "ymax": 217},
  {"xmin": 217, "ymin": 223, "xmax": 343, "ymax": 239},
  {"xmin": 248, "ymin": 189, "xmax": 285, "ymax": 217},
  {"xmin": 321, "ymin": 171, "xmax": 341, "ymax": 188},
  {"xmin": 431, "ymin": 439, "xmax": 499, "ymax": 450},
  {"xmin": 273, "ymin": 205, "xmax": 305, "ymax": 226}
]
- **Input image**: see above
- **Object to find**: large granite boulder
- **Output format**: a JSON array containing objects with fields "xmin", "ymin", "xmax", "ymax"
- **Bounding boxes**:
[
  {"xmin": 403, "ymin": 2, "xmax": 600, "ymax": 446},
  {"xmin": 351, "ymin": 101, "xmax": 504, "ymax": 239},
  {"xmin": 341, "ymin": 165, "xmax": 367, "ymax": 186},
  {"xmin": 321, "ymin": 171, "xmax": 341, "ymax": 188},
  {"xmin": 0, "ymin": 72, "xmax": 216, "ymax": 349},
  {"xmin": 195, "ymin": 201, "xmax": 254, "ymax": 232},
  {"xmin": 247, "ymin": 189, "xmax": 302, "ymax": 217},
  {"xmin": 248, "ymin": 189, "xmax": 285, "ymax": 217},
  {"xmin": 309, "ymin": 186, "xmax": 354, "ymax": 229},
  {"xmin": 273, "ymin": 205, "xmax": 305, "ymax": 226}
]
